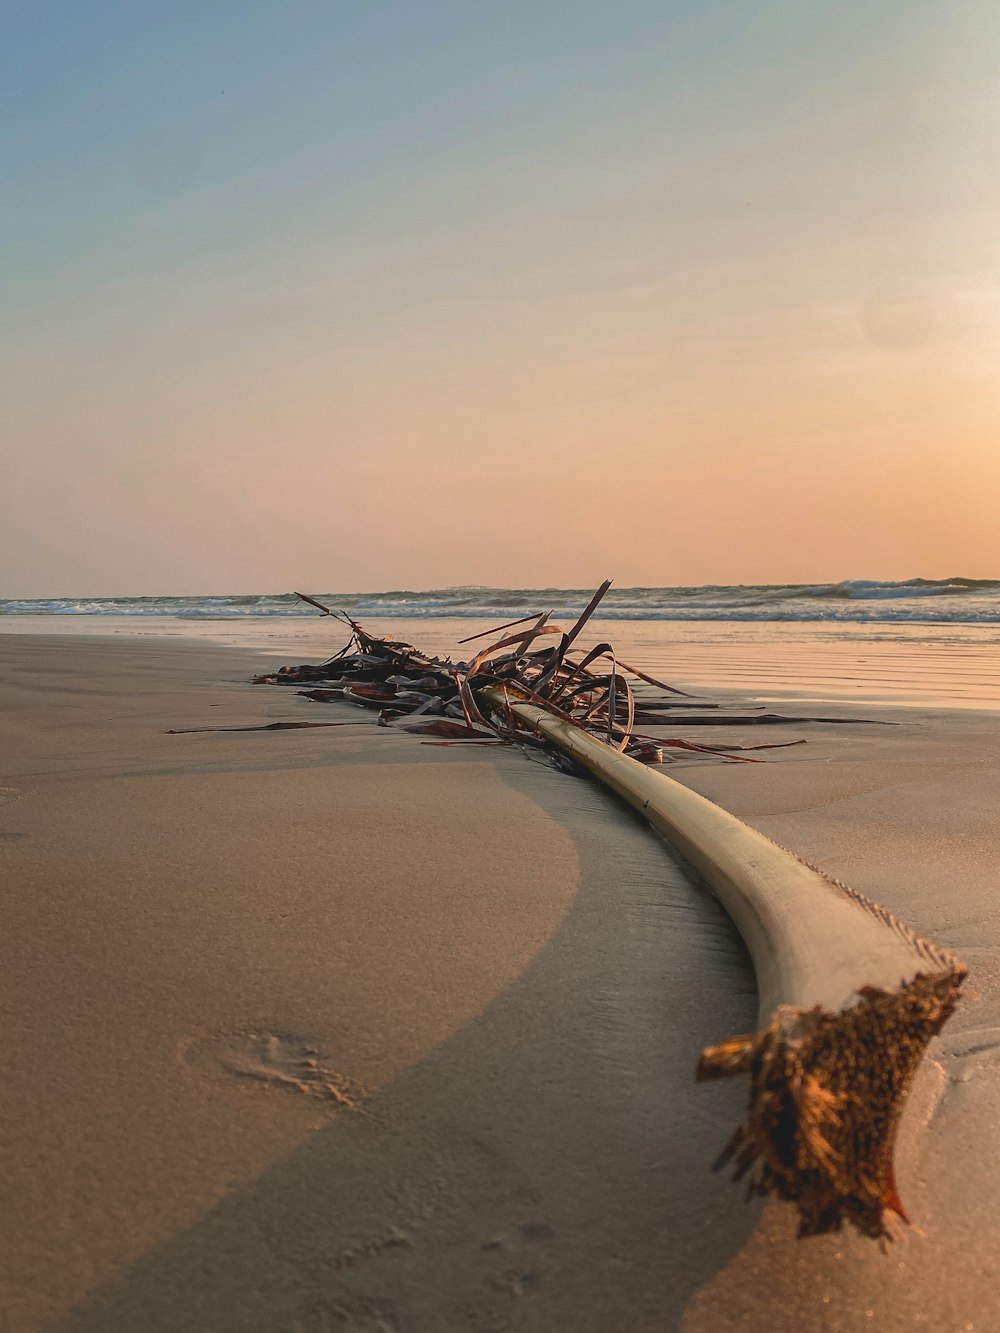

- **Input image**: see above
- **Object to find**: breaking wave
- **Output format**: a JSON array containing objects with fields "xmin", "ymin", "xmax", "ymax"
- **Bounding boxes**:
[{"xmin": 3, "ymin": 579, "xmax": 999, "ymax": 624}]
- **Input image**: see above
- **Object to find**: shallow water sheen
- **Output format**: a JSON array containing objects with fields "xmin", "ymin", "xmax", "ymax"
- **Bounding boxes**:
[{"xmin": 6, "ymin": 613, "xmax": 995, "ymax": 711}]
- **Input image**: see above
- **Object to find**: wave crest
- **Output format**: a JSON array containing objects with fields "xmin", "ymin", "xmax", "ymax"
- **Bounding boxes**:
[{"xmin": 3, "ymin": 579, "xmax": 998, "ymax": 624}]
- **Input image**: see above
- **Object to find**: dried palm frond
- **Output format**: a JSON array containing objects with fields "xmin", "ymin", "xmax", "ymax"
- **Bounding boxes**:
[{"xmin": 250, "ymin": 582, "xmax": 859, "ymax": 763}]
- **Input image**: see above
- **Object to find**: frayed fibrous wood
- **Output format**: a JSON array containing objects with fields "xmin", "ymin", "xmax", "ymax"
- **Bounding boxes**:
[
  {"xmin": 246, "ymin": 584, "xmax": 966, "ymax": 1241},
  {"xmin": 484, "ymin": 695, "xmax": 967, "ymax": 1242}
]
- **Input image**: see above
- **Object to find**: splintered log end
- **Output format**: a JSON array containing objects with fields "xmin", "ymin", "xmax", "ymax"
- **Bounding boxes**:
[{"xmin": 697, "ymin": 967, "xmax": 967, "ymax": 1241}]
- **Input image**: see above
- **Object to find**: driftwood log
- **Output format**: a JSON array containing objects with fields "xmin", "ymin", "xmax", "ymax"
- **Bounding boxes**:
[
  {"xmin": 239, "ymin": 582, "xmax": 968, "ymax": 1240},
  {"xmin": 483, "ymin": 692, "xmax": 966, "ymax": 1241}
]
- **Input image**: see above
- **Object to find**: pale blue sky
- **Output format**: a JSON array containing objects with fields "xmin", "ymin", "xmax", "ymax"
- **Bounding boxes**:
[{"xmin": 2, "ymin": 2, "xmax": 997, "ymax": 594}]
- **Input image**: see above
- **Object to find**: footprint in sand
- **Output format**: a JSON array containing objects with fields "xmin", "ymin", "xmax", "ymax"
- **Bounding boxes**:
[{"xmin": 182, "ymin": 1030, "xmax": 361, "ymax": 1108}]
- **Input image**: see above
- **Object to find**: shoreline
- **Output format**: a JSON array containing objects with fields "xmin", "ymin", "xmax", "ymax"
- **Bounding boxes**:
[
  {"xmin": 3, "ymin": 612, "xmax": 1000, "ymax": 711},
  {"xmin": 3, "ymin": 631, "xmax": 999, "ymax": 1329}
]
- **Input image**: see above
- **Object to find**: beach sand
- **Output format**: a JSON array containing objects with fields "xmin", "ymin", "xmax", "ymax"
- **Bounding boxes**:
[{"xmin": 2, "ymin": 628, "xmax": 998, "ymax": 1331}]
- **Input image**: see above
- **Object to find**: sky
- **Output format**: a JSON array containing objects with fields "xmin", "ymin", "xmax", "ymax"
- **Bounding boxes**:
[{"xmin": 2, "ymin": 1, "xmax": 998, "ymax": 595}]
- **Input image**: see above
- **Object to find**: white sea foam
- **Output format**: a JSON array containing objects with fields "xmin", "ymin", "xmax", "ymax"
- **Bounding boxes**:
[{"xmin": 2, "ymin": 580, "xmax": 998, "ymax": 624}]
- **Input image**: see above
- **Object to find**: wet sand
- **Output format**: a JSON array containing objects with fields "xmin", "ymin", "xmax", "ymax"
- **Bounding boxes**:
[{"xmin": 2, "ymin": 629, "xmax": 999, "ymax": 1331}]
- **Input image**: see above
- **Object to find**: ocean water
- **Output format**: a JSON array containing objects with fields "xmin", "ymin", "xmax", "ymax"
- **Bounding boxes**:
[{"xmin": 2, "ymin": 578, "xmax": 999, "ymax": 624}]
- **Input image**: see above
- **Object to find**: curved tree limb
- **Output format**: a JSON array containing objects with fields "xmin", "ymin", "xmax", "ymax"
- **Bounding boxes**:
[{"xmin": 483, "ymin": 690, "xmax": 967, "ymax": 1242}]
